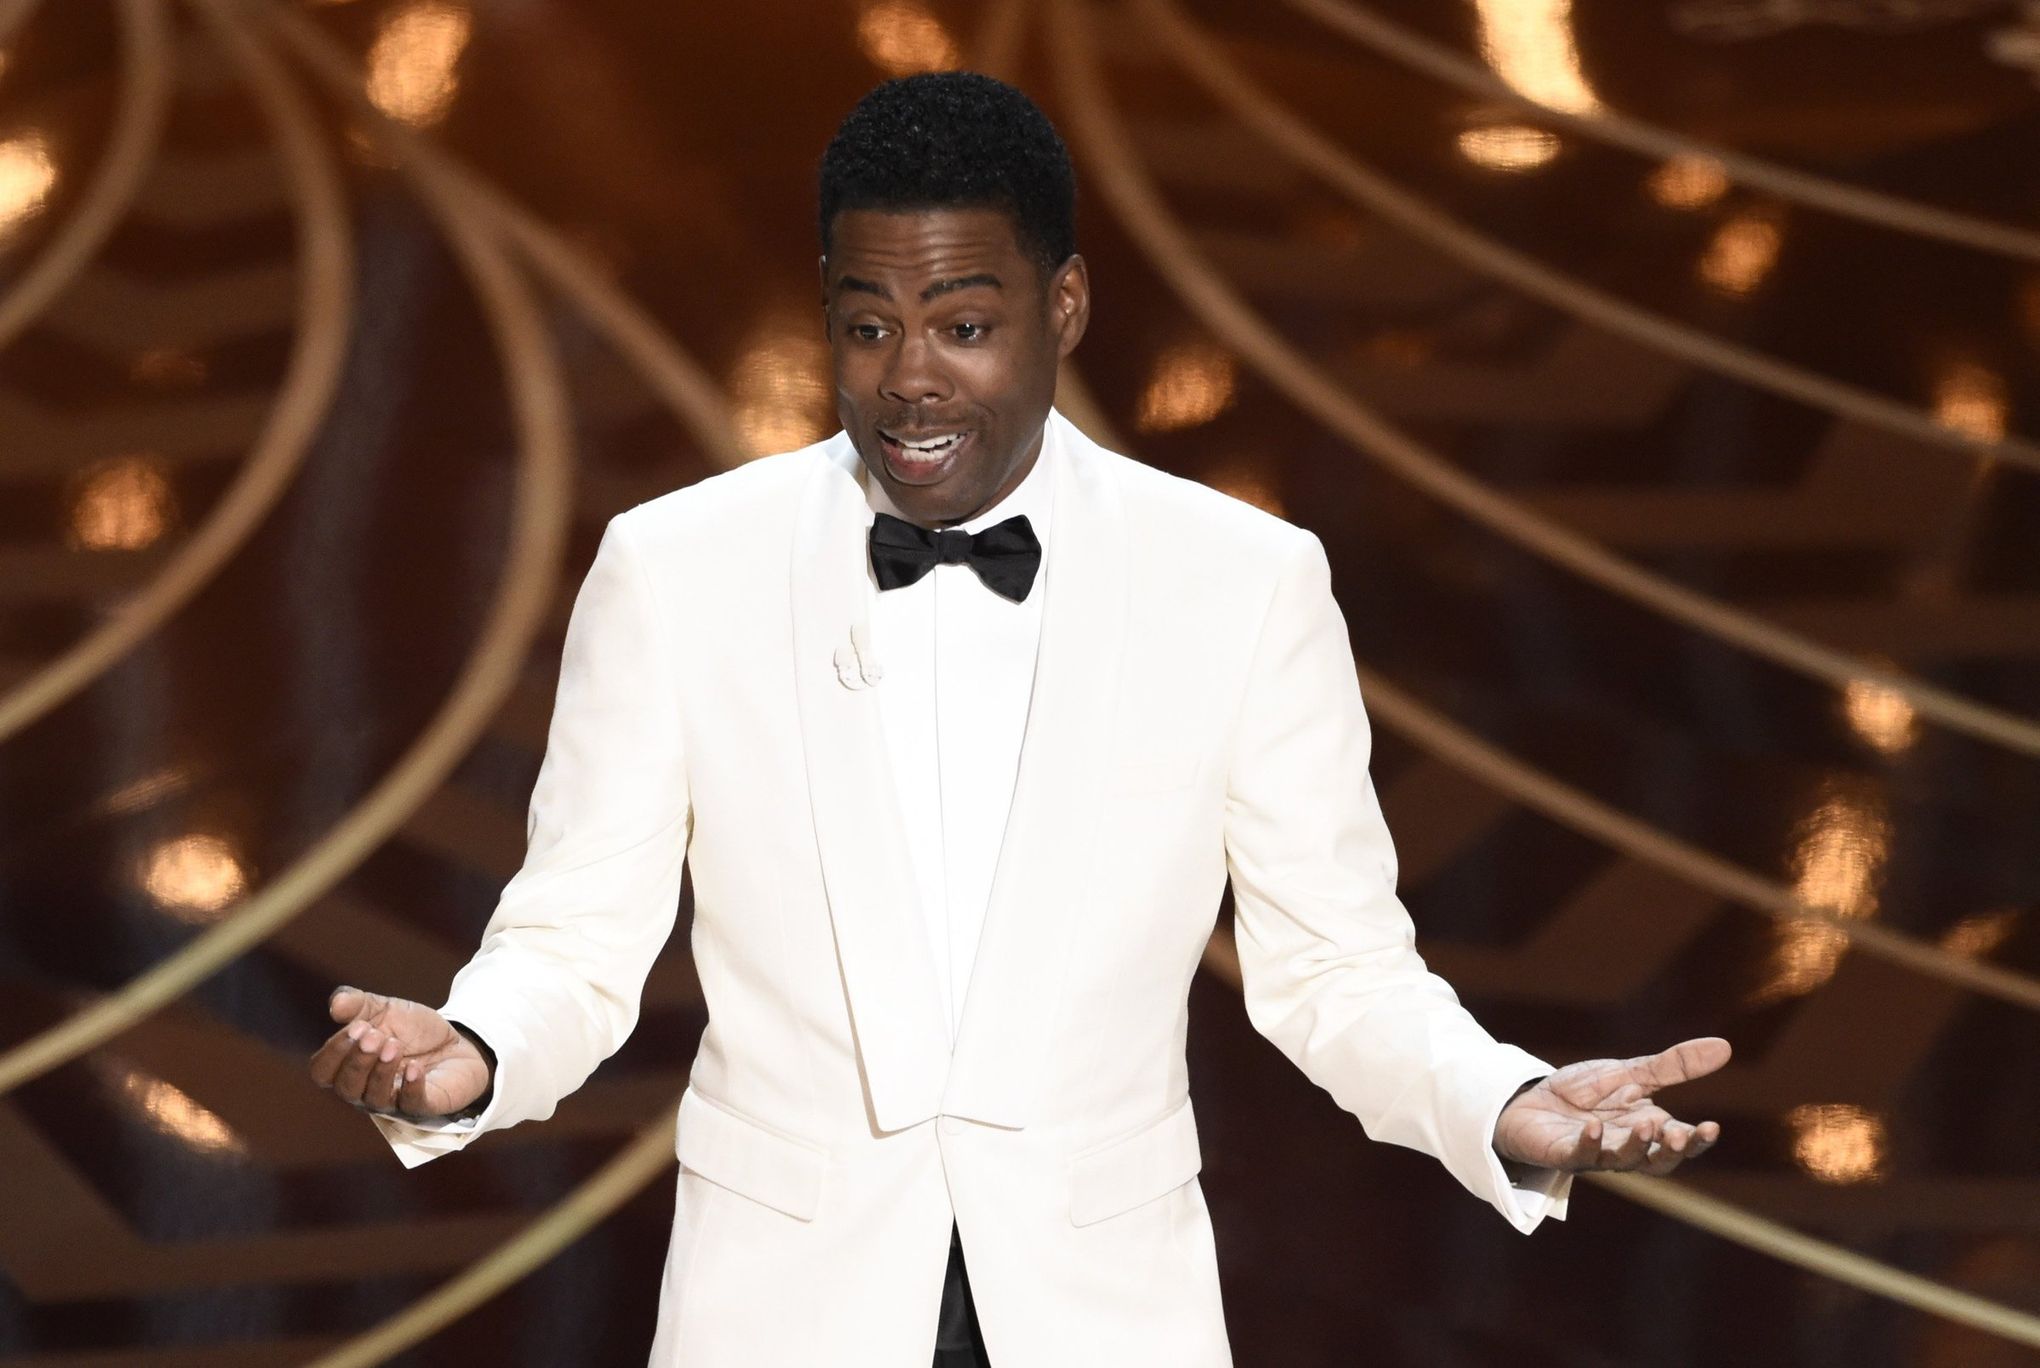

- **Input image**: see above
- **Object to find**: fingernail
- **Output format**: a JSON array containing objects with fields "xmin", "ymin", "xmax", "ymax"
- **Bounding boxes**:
[{"xmin": 380, "ymin": 1042, "xmax": 399, "ymax": 1063}]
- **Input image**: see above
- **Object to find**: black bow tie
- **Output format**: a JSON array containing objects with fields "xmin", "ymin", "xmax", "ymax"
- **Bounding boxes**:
[{"xmin": 868, "ymin": 511, "xmax": 1042, "ymax": 603}]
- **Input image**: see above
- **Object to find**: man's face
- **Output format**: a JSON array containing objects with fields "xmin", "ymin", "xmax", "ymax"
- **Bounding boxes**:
[{"xmin": 822, "ymin": 206, "xmax": 1089, "ymax": 529}]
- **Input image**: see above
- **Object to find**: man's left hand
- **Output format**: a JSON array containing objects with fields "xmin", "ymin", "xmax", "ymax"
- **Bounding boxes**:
[{"xmin": 1493, "ymin": 1037, "xmax": 1730, "ymax": 1175}]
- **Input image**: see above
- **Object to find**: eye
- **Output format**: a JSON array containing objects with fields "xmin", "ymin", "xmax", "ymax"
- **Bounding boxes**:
[
  {"xmin": 951, "ymin": 322, "xmax": 989, "ymax": 342},
  {"xmin": 850, "ymin": 323, "xmax": 887, "ymax": 342}
]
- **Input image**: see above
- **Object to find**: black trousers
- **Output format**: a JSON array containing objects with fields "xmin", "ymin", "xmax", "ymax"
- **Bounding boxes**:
[{"xmin": 932, "ymin": 1222, "xmax": 992, "ymax": 1367}]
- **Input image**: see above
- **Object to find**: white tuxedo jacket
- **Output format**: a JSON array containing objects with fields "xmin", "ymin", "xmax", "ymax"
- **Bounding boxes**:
[{"xmin": 379, "ymin": 408, "xmax": 1569, "ymax": 1366}]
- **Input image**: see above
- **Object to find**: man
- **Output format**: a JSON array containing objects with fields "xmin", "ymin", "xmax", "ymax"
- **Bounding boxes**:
[{"xmin": 310, "ymin": 72, "xmax": 1728, "ymax": 1367}]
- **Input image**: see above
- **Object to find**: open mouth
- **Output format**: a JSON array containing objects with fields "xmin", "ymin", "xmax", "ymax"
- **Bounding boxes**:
[{"xmin": 877, "ymin": 427, "xmax": 971, "ymax": 481}]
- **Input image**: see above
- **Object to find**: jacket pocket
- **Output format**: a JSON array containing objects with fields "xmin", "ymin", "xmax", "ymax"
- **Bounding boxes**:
[
  {"xmin": 676, "ymin": 1086, "xmax": 828, "ymax": 1222},
  {"xmin": 1068, "ymin": 1096, "xmax": 1202, "ymax": 1227}
]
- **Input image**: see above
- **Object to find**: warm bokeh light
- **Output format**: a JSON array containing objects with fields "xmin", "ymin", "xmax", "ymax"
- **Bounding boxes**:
[
  {"xmin": 1135, "ymin": 339, "xmax": 1237, "ymax": 433},
  {"xmin": 1754, "ymin": 787, "xmax": 1889, "ymax": 1003},
  {"xmin": 1472, "ymin": 0, "xmax": 1603, "ymax": 114},
  {"xmin": 1942, "ymin": 908, "xmax": 2018, "ymax": 958},
  {"xmin": 1204, "ymin": 456, "xmax": 1284, "ymax": 517},
  {"xmin": 729, "ymin": 305, "xmax": 834, "ymax": 459},
  {"xmin": 67, "ymin": 455, "xmax": 177, "ymax": 552},
  {"xmin": 1932, "ymin": 357, "xmax": 2009, "ymax": 444},
  {"xmin": 1842, "ymin": 675, "xmax": 1917, "ymax": 755},
  {"xmin": 1792, "ymin": 790, "xmax": 1889, "ymax": 918},
  {"xmin": 1787, "ymin": 1102, "xmax": 1888, "ymax": 1185},
  {"xmin": 1647, "ymin": 154, "xmax": 1730, "ymax": 210},
  {"xmin": 1699, "ymin": 211, "xmax": 1783, "ymax": 297},
  {"xmin": 101, "ymin": 1060, "xmax": 248, "ymax": 1159},
  {"xmin": 1455, "ymin": 123, "xmax": 1561, "ymax": 173},
  {"xmin": 366, "ymin": 1, "xmax": 474, "ymax": 127},
  {"xmin": 1756, "ymin": 918, "xmax": 1848, "ymax": 1006},
  {"xmin": 856, "ymin": 0, "xmax": 961, "ymax": 77},
  {"xmin": 130, "ymin": 348, "xmax": 209, "ymax": 388},
  {"xmin": 0, "ymin": 132, "xmax": 58, "ymax": 239},
  {"xmin": 140, "ymin": 833, "xmax": 249, "ymax": 923}
]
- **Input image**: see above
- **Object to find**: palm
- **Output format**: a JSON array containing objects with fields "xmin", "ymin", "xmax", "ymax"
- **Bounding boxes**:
[
  {"xmin": 308, "ymin": 987, "xmax": 492, "ymax": 1120},
  {"xmin": 1494, "ymin": 1037, "xmax": 1730, "ymax": 1176}
]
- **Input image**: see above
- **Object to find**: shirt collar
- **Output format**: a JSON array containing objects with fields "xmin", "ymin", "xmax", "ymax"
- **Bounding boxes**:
[{"xmin": 861, "ymin": 413, "xmax": 1058, "ymax": 546}]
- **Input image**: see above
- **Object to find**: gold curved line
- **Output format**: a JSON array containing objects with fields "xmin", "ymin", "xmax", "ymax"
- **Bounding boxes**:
[
  {"xmin": 0, "ymin": 0, "xmax": 175, "ymax": 350},
  {"xmin": 298, "ymin": 0, "xmax": 2040, "ymax": 1352},
  {"xmin": 1588, "ymin": 1171, "xmax": 2040, "ymax": 1349},
  {"xmin": 1282, "ymin": 0, "xmax": 2040, "ymax": 266},
  {"xmin": 0, "ymin": 0, "xmax": 355, "ymax": 745},
  {"xmin": 1061, "ymin": 360, "xmax": 2040, "ymax": 1012},
  {"xmin": 485, "ymin": 210, "xmax": 748, "ymax": 470},
  {"xmin": 1045, "ymin": 6, "xmax": 2040, "ymax": 1339},
  {"xmin": 256, "ymin": 2, "xmax": 748, "ymax": 472},
  {"xmin": 1349, "ymin": 663, "xmax": 2040, "ymax": 1009},
  {"xmin": 289, "ymin": 8, "xmax": 1048, "ymax": 1363},
  {"xmin": 1140, "ymin": 0, "xmax": 2040, "ymax": 476},
  {"xmin": 303, "ymin": 1110, "xmax": 680, "ymax": 1368},
  {"xmin": 0, "ymin": 0, "xmax": 576, "ymax": 1098},
  {"xmin": 1193, "ymin": 929, "xmax": 2040, "ymax": 1346},
  {"xmin": 1048, "ymin": 0, "xmax": 2040, "ymax": 763}
]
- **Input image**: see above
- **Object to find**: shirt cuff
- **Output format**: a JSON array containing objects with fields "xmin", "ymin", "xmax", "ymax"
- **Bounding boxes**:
[
  {"xmin": 369, "ymin": 1109, "xmax": 480, "ymax": 1170},
  {"xmin": 1479, "ymin": 1065, "xmax": 1574, "ymax": 1232}
]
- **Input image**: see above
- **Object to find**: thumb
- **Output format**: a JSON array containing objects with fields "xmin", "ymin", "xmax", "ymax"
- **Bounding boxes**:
[{"xmin": 327, "ymin": 985, "xmax": 387, "ymax": 1025}]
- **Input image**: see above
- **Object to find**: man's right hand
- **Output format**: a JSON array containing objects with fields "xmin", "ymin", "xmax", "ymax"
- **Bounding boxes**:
[{"xmin": 309, "ymin": 987, "xmax": 492, "ymax": 1121}]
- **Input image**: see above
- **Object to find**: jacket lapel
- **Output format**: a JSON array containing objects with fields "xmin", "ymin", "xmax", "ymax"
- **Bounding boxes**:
[
  {"xmin": 789, "ymin": 437, "xmax": 951, "ymax": 1134},
  {"xmin": 942, "ymin": 411, "xmax": 1129, "ymax": 1128}
]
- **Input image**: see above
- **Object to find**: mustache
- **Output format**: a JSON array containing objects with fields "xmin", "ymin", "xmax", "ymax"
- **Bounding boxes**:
[{"xmin": 876, "ymin": 412, "xmax": 975, "ymax": 432}]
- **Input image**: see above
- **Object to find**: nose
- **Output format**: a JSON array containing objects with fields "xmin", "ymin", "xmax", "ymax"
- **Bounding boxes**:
[{"xmin": 878, "ymin": 330, "xmax": 951, "ymax": 406}]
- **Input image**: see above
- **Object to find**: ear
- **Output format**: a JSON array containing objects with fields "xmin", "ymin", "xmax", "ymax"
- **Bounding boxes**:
[
  {"xmin": 817, "ymin": 254, "xmax": 831, "ymax": 334},
  {"xmin": 1049, "ymin": 254, "xmax": 1091, "ymax": 359}
]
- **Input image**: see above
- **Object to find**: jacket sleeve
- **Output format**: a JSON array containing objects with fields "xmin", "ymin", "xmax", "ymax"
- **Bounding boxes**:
[
  {"xmin": 373, "ymin": 511, "xmax": 692, "ymax": 1167},
  {"xmin": 1221, "ymin": 530, "xmax": 1570, "ymax": 1232}
]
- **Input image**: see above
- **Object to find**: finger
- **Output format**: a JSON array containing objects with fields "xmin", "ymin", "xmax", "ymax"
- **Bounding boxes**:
[
  {"xmin": 362, "ymin": 1045, "xmax": 409, "ymax": 1113},
  {"xmin": 1560, "ymin": 1116, "xmax": 1604, "ymax": 1169},
  {"xmin": 1632, "ymin": 1037, "xmax": 1732, "ymax": 1092},
  {"xmin": 1641, "ymin": 1121, "xmax": 1696, "ymax": 1176},
  {"xmin": 1652, "ymin": 1118, "xmax": 1725, "ymax": 1174},
  {"xmin": 328, "ymin": 1026, "xmax": 387, "ymax": 1104},
  {"xmin": 1602, "ymin": 1120, "xmax": 1655, "ymax": 1171},
  {"xmin": 308, "ymin": 1025, "xmax": 367, "ymax": 1087},
  {"xmin": 394, "ymin": 1060, "xmax": 430, "ymax": 1116}
]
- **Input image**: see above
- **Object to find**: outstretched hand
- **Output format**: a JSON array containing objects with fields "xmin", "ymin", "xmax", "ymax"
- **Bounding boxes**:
[
  {"xmin": 1493, "ymin": 1037, "xmax": 1730, "ymax": 1176},
  {"xmin": 308, "ymin": 987, "xmax": 491, "ymax": 1121}
]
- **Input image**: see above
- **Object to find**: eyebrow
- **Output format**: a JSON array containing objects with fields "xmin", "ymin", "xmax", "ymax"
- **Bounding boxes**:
[
  {"xmin": 832, "ymin": 272, "xmax": 1004, "ymax": 303},
  {"xmin": 921, "ymin": 273, "xmax": 1002, "ymax": 301}
]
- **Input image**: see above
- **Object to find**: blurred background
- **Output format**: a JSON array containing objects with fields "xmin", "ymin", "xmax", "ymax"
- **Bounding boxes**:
[{"xmin": 2, "ymin": 0, "xmax": 2039, "ymax": 1363}]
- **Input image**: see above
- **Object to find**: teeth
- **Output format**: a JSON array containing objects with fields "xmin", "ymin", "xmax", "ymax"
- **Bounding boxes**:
[{"xmin": 893, "ymin": 432, "xmax": 962, "ymax": 453}]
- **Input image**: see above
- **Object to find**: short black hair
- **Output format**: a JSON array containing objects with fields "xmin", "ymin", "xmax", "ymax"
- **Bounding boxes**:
[{"xmin": 818, "ymin": 71, "xmax": 1077, "ymax": 275}]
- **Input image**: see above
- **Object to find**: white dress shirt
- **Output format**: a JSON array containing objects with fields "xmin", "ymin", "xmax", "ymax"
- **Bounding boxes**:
[{"xmin": 861, "ymin": 423, "xmax": 1057, "ymax": 1041}]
